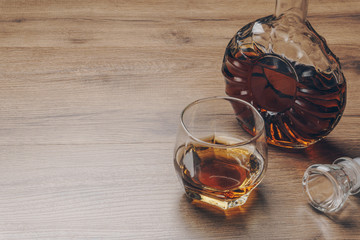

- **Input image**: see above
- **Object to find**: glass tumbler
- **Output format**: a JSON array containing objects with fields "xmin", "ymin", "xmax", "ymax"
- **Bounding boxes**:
[{"xmin": 174, "ymin": 96, "xmax": 268, "ymax": 210}]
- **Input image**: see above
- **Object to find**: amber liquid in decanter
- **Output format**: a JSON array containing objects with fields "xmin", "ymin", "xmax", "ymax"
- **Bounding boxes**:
[{"xmin": 222, "ymin": 9, "xmax": 346, "ymax": 149}]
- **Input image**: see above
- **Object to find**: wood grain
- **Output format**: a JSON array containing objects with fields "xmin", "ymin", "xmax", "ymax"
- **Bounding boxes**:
[{"xmin": 0, "ymin": 0, "xmax": 359, "ymax": 239}]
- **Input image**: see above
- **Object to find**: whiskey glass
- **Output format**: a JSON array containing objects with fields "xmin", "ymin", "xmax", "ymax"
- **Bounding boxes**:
[{"xmin": 174, "ymin": 96, "xmax": 267, "ymax": 210}]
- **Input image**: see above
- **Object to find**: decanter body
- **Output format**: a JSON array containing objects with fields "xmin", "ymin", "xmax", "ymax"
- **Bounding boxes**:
[{"xmin": 222, "ymin": 0, "xmax": 346, "ymax": 148}]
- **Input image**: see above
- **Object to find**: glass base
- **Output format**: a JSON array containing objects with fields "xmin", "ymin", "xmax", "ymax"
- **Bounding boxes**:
[{"xmin": 185, "ymin": 189, "xmax": 250, "ymax": 210}]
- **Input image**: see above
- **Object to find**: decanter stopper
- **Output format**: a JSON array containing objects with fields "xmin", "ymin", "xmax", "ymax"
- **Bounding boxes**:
[{"xmin": 302, "ymin": 157, "xmax": 360, "ymax": 213}]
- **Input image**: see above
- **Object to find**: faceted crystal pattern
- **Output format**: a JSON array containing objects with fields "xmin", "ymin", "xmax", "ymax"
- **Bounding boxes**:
[{"xmin": 222, "ymin": 13, "xmax": 346, "ymax": 148}]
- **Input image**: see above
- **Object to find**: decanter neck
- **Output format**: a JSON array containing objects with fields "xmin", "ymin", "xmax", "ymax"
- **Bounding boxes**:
[{"xmin": 275, "ymin": 0, "xmax": 308, "ymax": 21}]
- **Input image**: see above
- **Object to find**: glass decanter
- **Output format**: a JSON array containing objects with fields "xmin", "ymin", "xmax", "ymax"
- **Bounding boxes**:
[{"xmin": 222, "ymin": 0, "xmax": 346, "ymax": 149}]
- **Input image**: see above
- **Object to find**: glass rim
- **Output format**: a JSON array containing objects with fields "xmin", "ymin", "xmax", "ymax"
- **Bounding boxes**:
[
  {"xmin": 180, "ymin": 96, "xmax": 265, "ymax": 148},
  {"xmin": 302, "ymin": 164, "xmax": 343, "ymax": 213}
]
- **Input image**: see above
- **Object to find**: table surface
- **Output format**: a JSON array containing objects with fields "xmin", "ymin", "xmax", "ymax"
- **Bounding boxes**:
[{"xmin": 0, "ymin": 0, "xmax": 359, "ymax": 239}]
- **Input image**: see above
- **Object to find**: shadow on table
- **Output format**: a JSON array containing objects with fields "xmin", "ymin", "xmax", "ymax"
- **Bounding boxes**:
[
  {"xmin": 325, "ymin": 194, "xmax": 360, "ymax": 227},
  {"xmin": 272, "ymin": 138, "xmax": 357, "ymax": 165},
  {"xmin": 302, "ymin": 197, "xmax": 360, "ymax": 231},
  {"xmin": 303, "ymin": 139, "xmax": 359, "ymax": 163},
  {"xmin": 177, "ymin": 188, "xmax": 269, "ymax": 237}
]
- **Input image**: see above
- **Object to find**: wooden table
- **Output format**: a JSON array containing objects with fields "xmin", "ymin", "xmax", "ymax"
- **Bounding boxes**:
[{"xmin": 0, "ymin": 0, "xmax": 359, "ymax": 239}]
